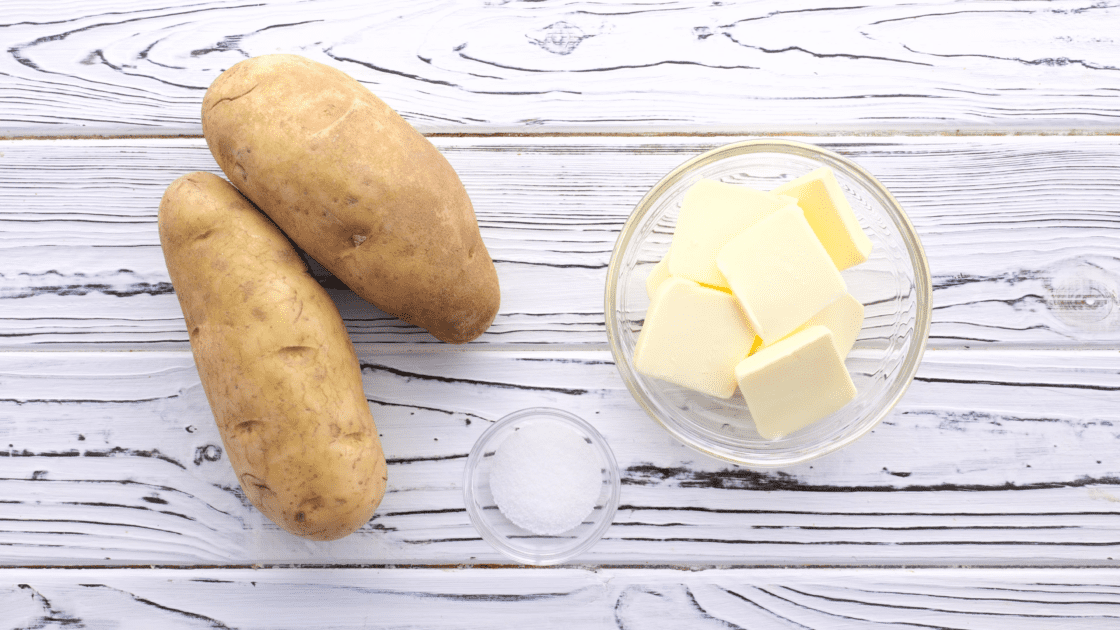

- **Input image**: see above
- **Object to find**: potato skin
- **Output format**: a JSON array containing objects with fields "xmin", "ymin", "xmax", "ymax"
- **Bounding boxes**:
[
  {"xmin": 159, "ymin": 171, "xmax": 387, "ymax": 541},
  {"xmin": 202, "ymin": 54, "xmax": 500, "ymax": 344}
]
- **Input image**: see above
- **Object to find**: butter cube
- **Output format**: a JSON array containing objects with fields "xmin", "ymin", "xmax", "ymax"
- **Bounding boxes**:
[
  {"xmin": 634, "ymin": 277, "xmax": 755, "ymax": 399},
  {"xmin": 752, "ymin": 293, "xmax": 864, "ymax": 358},
  {"xmin": 645, "ymin": 257, "xmax": 671, "ymax": 299},
  {"xmin": 735, "ymin": 326, "xmax": 857, "ymax": 440},
  {"xmin": 668, "ymin": 179, "xmax": 797, "ymax": 287},
  {"xmin": 646, "ymin": 254, "xmax": 734, "ymax": 297},
  {"xmin": 716, "ymin": 205, "xmax": 846, "ymax": 345},
  {"xmin": 773, "ymin": 167, "xmax": 873, "ymax": 271}
]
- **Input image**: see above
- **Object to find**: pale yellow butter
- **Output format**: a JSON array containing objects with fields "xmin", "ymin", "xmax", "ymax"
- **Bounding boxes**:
[
  {"xmin": 667, "ymin": 179, "xmax": 797, "ymax": 287},
  {"xmin": 735, "ymin": 325, "xmax": 857, "ymax": 440},
  {"xmin": 772, "ymin": 166, "xmax": 873, "ymax": 271},
  {"xmin": 751, "ymin": 293, "xmax": 864, "ymax": 358},
  {"xmin": 716, "ymin": 205, "xmax": 846, "ymax": 345},
  {"xmin": 646, "ymin": 254, "xmax": 734, "ymax": 297},
  {"xmin": 645, "ymin": 257, "xmax": 671, "ymax": 299},
  {"xmin": 634, "ymin": 277, "xmax": 755, "ymax": 399}
]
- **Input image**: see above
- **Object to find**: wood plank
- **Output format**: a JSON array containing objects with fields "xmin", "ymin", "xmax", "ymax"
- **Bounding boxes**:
[
  {"xmin": 2, "ymin": 0, "xmax": 1120, "ymax": 136},
  {"xmin": 4, "ymin": 567, "xmax": 1120, "ymax": 628},
  {"xmin": 2, "ymin": 136, "xmax": 1120, "ymax": 349},
  {"xmin": 1, "ymin": 349, "xmax": 1118, "ymax": 566}
]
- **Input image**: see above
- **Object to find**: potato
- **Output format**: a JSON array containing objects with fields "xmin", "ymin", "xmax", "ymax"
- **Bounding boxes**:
[
  {"xmin": 201, "ymin": 54, "xmax": 500, "ymax": 344},
  {"xmin": 159, "ymin": 171, "xmax": 387, "ymax": 541}
]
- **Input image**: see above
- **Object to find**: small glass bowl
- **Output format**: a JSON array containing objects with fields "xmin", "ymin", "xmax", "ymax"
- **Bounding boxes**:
[
  {"xmin": 605, "ymin": 139, "xmax": 932, "ymax": 467},
  {"xmin": 463, "ymin": 408, "xmax": 621, "ymax": 565}
]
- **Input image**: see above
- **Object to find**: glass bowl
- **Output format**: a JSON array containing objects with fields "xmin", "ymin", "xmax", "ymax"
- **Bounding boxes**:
[
  {"xmin": 605, "ymin": 139, "xmax": 932, "ymax": 467},
  {"xmin": 463, "ymin": 408, "xmax": 621, "ymax": 565}
]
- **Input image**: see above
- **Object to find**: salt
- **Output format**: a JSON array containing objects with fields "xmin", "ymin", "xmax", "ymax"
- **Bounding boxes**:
[{"xmin": 489, "ymin": 421, "xmax": 602, "ymax": 536}]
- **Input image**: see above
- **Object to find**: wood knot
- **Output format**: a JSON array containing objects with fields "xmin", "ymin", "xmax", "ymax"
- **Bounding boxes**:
[
  {"xmin": 527, "ymin": 21, "xmax": 594, "ymax": 55},
  {"xmin": 1044, "ymin": 258, "xmax": 1119, "ymax": 331}
]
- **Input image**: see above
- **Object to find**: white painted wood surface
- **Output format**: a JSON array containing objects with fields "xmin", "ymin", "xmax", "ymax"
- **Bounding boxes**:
[
  {"xmin": 6, "ymin": 567, "xmax": 1120, "ymax": 629},
  {"xmin": 2, "ymin": 0, "xmax": 1120, "ymax": 136},
  {"xmin": 2, "ymin": 348, "xmax": 1119, "ymax": 567},
  {"xmin": 3, "ymin": 135, "xmax": 1120, "ymax": 350},
  {"xmin": 2, "ymin": 0, "xmax": 1120, "ymax": 626}
]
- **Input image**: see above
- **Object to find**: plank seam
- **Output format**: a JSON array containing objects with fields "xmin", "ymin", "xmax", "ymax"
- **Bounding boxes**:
[{"xmin": 1, "ymin": 131, "xmax": 1120, "ymax": 142}]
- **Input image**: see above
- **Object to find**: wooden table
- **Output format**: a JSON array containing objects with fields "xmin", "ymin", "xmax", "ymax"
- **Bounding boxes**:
[{"xmin": 3, "ymin": 1, "xmax": 1120, "ymax": 626}]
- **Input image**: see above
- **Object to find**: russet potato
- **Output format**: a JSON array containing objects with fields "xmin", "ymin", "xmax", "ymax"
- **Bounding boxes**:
[
  {"xmin": 202, "ymin": 54, "xmax": 500, "ymax": 344},
  {"xmin": 159, "ymin": 171, "xmax": 387, "ymax": 541}
]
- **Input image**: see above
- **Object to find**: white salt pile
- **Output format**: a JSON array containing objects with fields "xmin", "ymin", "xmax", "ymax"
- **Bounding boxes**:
[{"xmin": 489, "ymin": 421, "xmax": 603, "ymax": 536}]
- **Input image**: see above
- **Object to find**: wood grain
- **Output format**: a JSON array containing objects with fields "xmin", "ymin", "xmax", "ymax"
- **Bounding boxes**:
[
  {"xmin": 1, "ymin": 136, "xmax": 1119, "ymax": 349},
  {"xmin": 4, "ymin": 567, "xmax": 1120, "ymax": 629},
  {"xmin": 4, "ymin": 0, "xmax": 1119, "ymax": 616},
  {"xmin": 2, "ymin": 0, "xmax": 1120, "ymax": 136},
  {"xmin": 1, "ymin": 348, "xmax": 1117, "ymax": 566}
]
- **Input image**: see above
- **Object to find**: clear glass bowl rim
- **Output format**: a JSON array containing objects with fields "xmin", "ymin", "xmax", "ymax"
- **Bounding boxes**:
[
  {"xmin": 462, "ymin": 407, "xmax": 622, "ymax": 565},
  {"xmin": 604, "ymin": 138, "xmax": 933, "ymax": 467}
]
